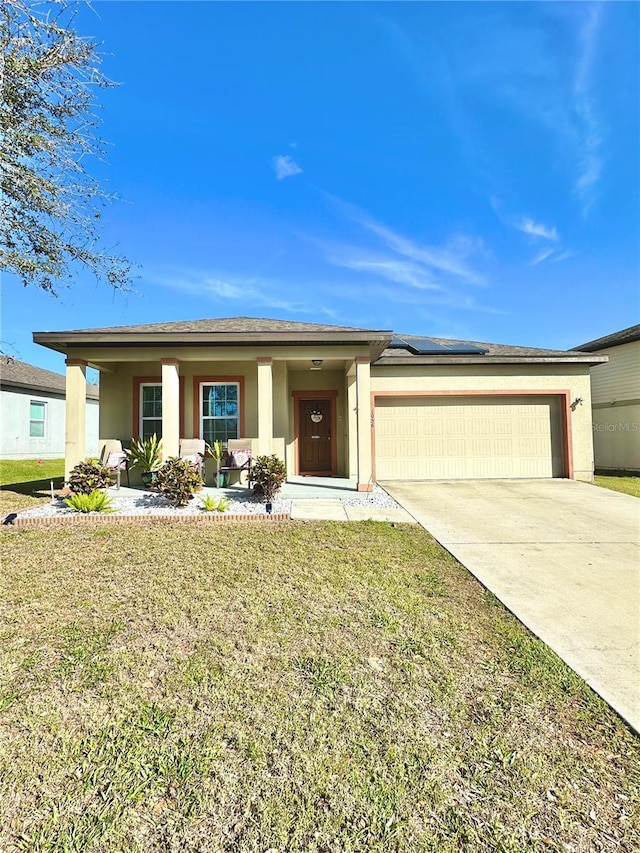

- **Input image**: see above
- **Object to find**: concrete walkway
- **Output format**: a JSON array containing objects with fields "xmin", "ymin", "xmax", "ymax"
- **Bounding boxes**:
[
  {"xmin": 381, "ymin": 479, "xmax": 640, "ymax": 733},
  {"xmin": 290, "ymin": 499, "xmax": 415, "ymax": 523}
]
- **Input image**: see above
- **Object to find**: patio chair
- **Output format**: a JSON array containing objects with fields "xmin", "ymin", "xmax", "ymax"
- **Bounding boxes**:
[
  {"xmin": 179, "ymin": 438, "xmax": 206, "ymax": 481},
  {"xmin": 99, "ymin": 439, "xmax": 129, "ymax": 489},
  {"xmin": 218, "ymin": 438, "xmax": 255, "ymax": 487}
]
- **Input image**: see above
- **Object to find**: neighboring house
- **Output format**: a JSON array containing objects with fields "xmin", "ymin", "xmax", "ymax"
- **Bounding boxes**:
[
  {"xmin": 33, "ymin": 317, "xmax": 605, "ymax": 485},
  {"xmin": 0, "ymin": 358, "xmax": 99, "ymax": 460},
  {"xmin": 572, "ymin": 324, "xmax": 640, "ymax": 473}
]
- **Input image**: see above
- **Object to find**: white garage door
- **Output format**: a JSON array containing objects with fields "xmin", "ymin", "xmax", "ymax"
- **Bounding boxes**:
[{"xmin": 374, "ymin": 395, "xmax": 564, "ymax": 480}]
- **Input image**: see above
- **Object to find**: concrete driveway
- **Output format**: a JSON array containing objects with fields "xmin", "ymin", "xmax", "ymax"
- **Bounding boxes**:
[{"xmin": 381, "ymin": 479, "xmax": 640, "ymax": 733}]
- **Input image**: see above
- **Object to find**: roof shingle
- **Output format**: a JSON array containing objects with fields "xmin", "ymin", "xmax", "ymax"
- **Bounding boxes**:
[
  {"xmin": 571, "ymin": 324, "xmax": 640, "ymax": 352},
  {"xmin": 0, "ymin": 358, "xmax": 99, "ymax": 399},
  {"xmin": 42, "ymin": 316, "xmax": 378, "ymax": 335}
]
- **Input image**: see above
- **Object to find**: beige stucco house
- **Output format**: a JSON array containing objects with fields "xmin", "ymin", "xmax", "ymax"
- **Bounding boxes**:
[
  {"xmin": 33, "ymin": 317, "xmax": 605, "ymax": 487},
  {"xmin": 572, "ymin": 324, "xmax": 640, "ymax": 473}
]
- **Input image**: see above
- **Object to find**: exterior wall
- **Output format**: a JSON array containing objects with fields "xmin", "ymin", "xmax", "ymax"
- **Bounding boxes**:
[
  {"xmin": 588, "ymin": 341, "xmax": 640, "ymax": 472},
  {"xmin": 589, "ymin": 341, "xmax": 640, "ymax": 404},
  {"xmin": 0, "ymin": 387, "xmax": 99, "ymax": 460},
  {"xmin": 591, "ymin": 404, "xmax": 640, "ymax": 472},
  {"xmin": 99, "ymin": 361, "xmax": 259, "ymax": 441},
  {"xmin": 371, "ymin": 363, "xmax": 595, "ymax": 481}
]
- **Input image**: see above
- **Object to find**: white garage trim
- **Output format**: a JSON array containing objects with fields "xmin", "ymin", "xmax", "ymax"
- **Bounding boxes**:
[{"xmin": 371, "ymin": 390, "xmax": 573, "ymax": 481}]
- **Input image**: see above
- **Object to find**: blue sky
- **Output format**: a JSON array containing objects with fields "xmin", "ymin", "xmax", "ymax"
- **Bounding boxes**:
[{"xmin": 2, "ymin": 0, "xmax": 639, "ymax": 375}]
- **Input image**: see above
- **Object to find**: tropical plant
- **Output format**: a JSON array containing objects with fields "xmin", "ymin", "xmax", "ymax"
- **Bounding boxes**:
[
  {"xmin": 65, "ymin": 489, "xmax": 114, "ymax": 514},
  {"xmin": 126, "ymin": 434, "xmax": 162, "ymax": 473},
  {"xmin": 206, "ymin": 440, "xmax": 224, "ymax": 487},
  {"xmin": 199, "ymin": 494, "xmax": 231, "ymax": 513},
  {"xmin": 68, "ymin": 461, "xmax": 111, "ymax": 494},
  {"xmin": 251, "ymin": 455, "xmax": 286, "ymax": 502},
  {"xmin": 206, "ymin": 440, "xmax": 224, "ymax": 462},
  {"xmin": 154, "ymin": 457, "xmax": 202, "ymax": 507}
]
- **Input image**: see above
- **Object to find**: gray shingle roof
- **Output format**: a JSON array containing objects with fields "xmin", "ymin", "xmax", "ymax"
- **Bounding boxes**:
[
  {"xmin": 0, "ymin": 358, "xmax": 99, "ymax": 399},
  {"xmin": 46, "ymin": 317, "xmax": 376, "ymax": 334},
  {"xmin": 571, "ymin": 324, "xmax": 640, "ymax": 352},
  {"xmin": 32, "ymin": 316, "xmax": 604, "ymax": 364}
]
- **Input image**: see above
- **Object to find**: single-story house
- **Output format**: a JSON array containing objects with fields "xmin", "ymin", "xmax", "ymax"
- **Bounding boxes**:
[
  {"xmin": 0, "ymin": 357, "xmax": 99, "ymax": 460},
  {"xmin": 33, "ymin": 317, "xmax": 605, "ymax": 486},
  {"xmin": 572, "ymin": 324, "xmax": 640, "ymax": 473}
]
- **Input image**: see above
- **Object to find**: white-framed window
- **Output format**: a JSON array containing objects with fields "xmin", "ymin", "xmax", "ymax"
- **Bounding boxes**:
[
  {"xmin": 200, "ymin": 382, "xmax": 240, "ymax": 444},
  {"xmin": 29, "ymin": 400, "xmax": 47, "ymax": 437},
  {"xmin": 140, "ymin": 383, "xmax": 162, "ymax": 439}
]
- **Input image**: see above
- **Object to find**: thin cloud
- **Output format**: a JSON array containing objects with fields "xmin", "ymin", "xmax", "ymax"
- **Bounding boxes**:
[
  {"xmin": 323, "ymin": 193, "xmax": 486, "ymax": 286},
  {"xmin": 272, "ymin": 155, "xmax": 302, "ymax": 180},
  {"xmin": 550, "ymin": 250, "xmax": 575, "ymax": 264},
  {"xmin": 491, "ymin": 198, "xmax": 559, "ymax": 242},
  {"xmin": 517, "ymin": 217, "xmax": 558, "ymax": 241},
  {"xmin": 328, "ymin": 255, "xmax": 442, "ymax": 291},
  {"xmin": 573, "ymin": 3, "xmax": 604, "ymax": 214},
  {"xmin": 330, "ymin": 282, "xmax": 503, "ymax": 314},
  {"xmin": 530, "ymin": 248, "xmax": 555, "ymax": 266},
  {"xmin": 152, "ymin": 271, "xmax": 310, "ymax": 314}
]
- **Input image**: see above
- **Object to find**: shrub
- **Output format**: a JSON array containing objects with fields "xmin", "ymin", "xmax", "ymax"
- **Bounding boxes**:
[
  {"xmin": 199, "ymin": 494, "xmax": 232, "ymax": 513},
  {"xmin": 154, "ymin": 457, "xmax": 202, "ymax": 506},
  {"xmin": 65, "ymin": 490, "xmax": 114, "ymax": 513},
  {"xmin": 251, "ymin": 454, "xmax": 286, "ymax": 501},
  {"xmin": 68, "ymin": 461, "xmax": 111, "ymax": 494}
]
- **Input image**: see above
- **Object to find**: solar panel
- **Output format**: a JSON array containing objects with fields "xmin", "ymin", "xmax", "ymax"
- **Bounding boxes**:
[
  {"xmin": 388, "ymin": 336, "xmax": 410, "ymax": 348},
  {"xmin": 402, "ymin": 338, "xmax": 452, "ymax": 354},
  {"xmin": 387, "ymin": 336, "xmax": 489, "ymax": 356},
  {"xmin": 441, "ymin": 344, "xmax": 489, "ymax": 355}
]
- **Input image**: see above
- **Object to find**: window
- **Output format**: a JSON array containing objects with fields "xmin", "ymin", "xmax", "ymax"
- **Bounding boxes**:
[
  {"xmin": 140, "ymin": 384, "xmax": 162, "ymax": 439},
  {"xmin": 29, "ymin": 400, "xmax": 46, "ymax": 437},
  {"xmin": 200, "ymin": 382, "xmax": 239, "ymax": 444}
]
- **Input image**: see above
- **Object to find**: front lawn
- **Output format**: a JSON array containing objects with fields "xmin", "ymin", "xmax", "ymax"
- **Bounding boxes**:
[
  {"xmin": 0, "ymin": 458, "xmax": 65, "ymax": 514},
  {"xmin": 594, "ymin": 474, "xmax": 640, "ymax": 498},
  {"xmin": 1, "ymin": 522, "xmax": 638, "ymax": 852}
]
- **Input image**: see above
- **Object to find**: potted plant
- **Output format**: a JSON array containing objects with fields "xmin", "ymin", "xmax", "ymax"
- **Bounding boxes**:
[
  {"xmin": 126, "ymin": 434, "xmax": 163, "ymax": 485},
  {"xmin": 206, "ymin": 440, "xmax": 224, "ymax": 487}
]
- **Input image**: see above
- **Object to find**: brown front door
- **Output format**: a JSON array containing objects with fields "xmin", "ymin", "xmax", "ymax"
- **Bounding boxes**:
[{"xmin": 298, "ymin": 398, "xmax": 332, "ymax": 474}]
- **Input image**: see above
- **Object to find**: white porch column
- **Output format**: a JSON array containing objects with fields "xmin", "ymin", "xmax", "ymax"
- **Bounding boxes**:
[
  {"xmin": 346, "ymin": 362, "xmax": 358, "ymax": 479},
  {"xmin": 161, "ymin": 358, "xmax": 180, "ymax": 460},
  {"xmin": 257, "ymin": 357, "xmax": 274, "ymax": 455},
  {"xmin": 355, "ymin": 357, "xmax": 373, "ymax": 491},
  {"xmin": 65, "ymin": 358, "xmax": 87, "ymax": 478}
]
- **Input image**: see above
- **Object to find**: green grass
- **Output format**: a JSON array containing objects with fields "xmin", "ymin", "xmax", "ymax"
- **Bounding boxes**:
[
  {"xmin": 0, "ymin": 458, "xmax": 65, "ymax": 515},
  {"xmin": 1, "ymin": 522, "xmax": 638, "ymax": 852},
  {"xmin": 594, "ymin": 474, "xmax": 640, "ymax": 498}
]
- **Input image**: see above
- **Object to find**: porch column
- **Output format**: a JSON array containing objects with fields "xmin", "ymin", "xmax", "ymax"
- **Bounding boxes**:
[
  {"xmin": 257, "ymin": 357, "xmax": 273, "ymax": 455},
  {"xmin": 355, "ymin": 357, "xmax": 373, "ymax": 491},
  {"xmin": 346, "ymin": 362, "xmax": 358, "ymax": 479},
  {"xmin": 65, "ymin": 359, "xmax": 87, "ymax": 479},
  {"xmin": 161, "ymin": 359, "xmax": 180, "ymax": 459}
]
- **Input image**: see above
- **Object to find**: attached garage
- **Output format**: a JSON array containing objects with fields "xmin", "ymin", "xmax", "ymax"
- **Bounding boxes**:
[{"xmin": 374, "ymin": 394, "xmax": 566, "ymax": 480}]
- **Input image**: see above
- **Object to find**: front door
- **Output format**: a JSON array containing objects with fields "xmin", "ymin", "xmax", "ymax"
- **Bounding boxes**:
[{"xmin": 298, "ymin": 398, "xmax": 333, "ymax": 475}]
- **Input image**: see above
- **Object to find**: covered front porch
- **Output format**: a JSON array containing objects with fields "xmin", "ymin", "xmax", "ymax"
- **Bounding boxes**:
[{"xmin": 64, "ymin": 348, "xmax": 375, "ymax": 491}]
